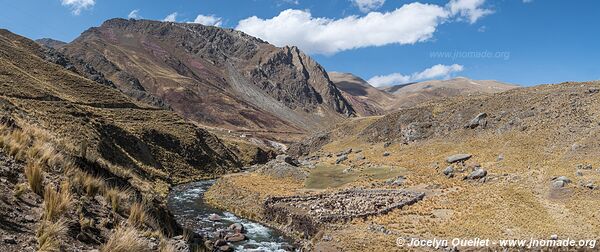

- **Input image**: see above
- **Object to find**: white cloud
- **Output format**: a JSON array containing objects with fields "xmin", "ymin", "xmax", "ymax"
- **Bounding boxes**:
[
  {"xmin": 368, "ymin": 64, "xmax": 464, "ymax": 87},
  {"xmin": 352, "ymin": 0, "xmax": 385, "ymax": 13},
  {"xmin": 163, "ymin": 12, "xmax": 178, "ymax": 22},
  {"xmin": 447, "ymin": 0, "xmax": 493, "ymax": 24},
  {"xmin": 61, "ymin": 0, "xmax": 95, "ymax": 15},
  {"xmin": 237, "ymin": 3, "xmax": 449, "ymax": 55},
  {"xmin": 192, "ymin": 14, "xmax": 223, "ymax": 27},
  {"xmin": 235, "ymin": 0, "xmax": 492, "ymax": 55},
  {"xmin": 128, "ymin": 9, "xmax": 141, "ymax": 19}
]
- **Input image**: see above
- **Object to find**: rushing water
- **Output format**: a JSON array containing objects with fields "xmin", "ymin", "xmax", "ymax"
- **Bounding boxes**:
[{"xmin": 167, "ymin": 180, "xmax": 297, "ymax": 252}]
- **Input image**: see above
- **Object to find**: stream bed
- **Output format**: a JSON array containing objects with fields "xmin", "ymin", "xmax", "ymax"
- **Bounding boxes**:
[{"xmin": 167, "ymin": 180, "xmax": 297, "ymax": 251}]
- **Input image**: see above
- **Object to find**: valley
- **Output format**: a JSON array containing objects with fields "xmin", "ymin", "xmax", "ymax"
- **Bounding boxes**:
[{"xmin": 1, "ymin": 6, "xmax": 599, "ymax": 252}]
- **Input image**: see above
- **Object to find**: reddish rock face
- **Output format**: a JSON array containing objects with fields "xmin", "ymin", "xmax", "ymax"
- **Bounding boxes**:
[{"xmin": 60, "ymin": 18, "xmax": 354, "ymax": 138}]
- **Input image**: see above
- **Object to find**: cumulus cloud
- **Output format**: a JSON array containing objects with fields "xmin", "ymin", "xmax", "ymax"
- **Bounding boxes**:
[
  {"xmin": 237, "ymin": 3, "xmax": 448, "ymax": 55},
  {"xmin": 352, "ymin": 0, "xmax": 386, "ymax": 12},
  {"xmin": 61, "ymin": 0, "xmax": 95, "ymax": 15},
  {"xmin": 192, "ymin": 14, "xmax": 223, "ymax": 27},
  {"xmin": 236, "ymin": 1, "xmax": 492, "ymax": 55},
  {"xmin": 368, "ymin": 64, "xmax": 464, "ymax": 87},
  {"xmin": 163, "ymin": 12, "xmax": 178, "ymax": 22},
  {"xmin": 447, "ymin": 0, "xmax": 494, "ymax": 24},
  {"xmin": 128, "ymin": 9, "xmax": 141, "ymax": 19}
]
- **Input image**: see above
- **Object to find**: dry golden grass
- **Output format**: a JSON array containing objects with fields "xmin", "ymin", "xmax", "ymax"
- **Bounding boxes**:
[
  {"xmin": 37, "ymin": 219, "xmax": 67, "ymax": 252},
  {"xmin": 158, "ymin": 240, "xmax": 177, "ymax": 252},
  {"xmin": 72, "ymin": 171, "xmax": 105, "ymax": 197},
  {"xmin": 104, "ymin": 187, "xmax": 126, "ymax": 213},
  {"xmin": 25, "ymin": 161, "xmax": 44, "ymax": 195},
  {"xmin": 100, "ymin": 227, "xmax": 148, "ymax": 252},
  {"xmin": 43, "ymin": 181, "xmax": 72, "ymax": 221},
  {"xmin": 127, "ymin": 201, "xmax": 148, "ymax": 228},
  {"xmin": 13, "ymin": 182, "xmax": 29, "ymax": 198}
]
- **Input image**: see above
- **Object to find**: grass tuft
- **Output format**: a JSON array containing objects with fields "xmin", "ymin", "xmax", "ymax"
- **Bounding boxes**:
[
  {"xmin": 37, "ymin": 219, "xmax": 67, "ymax": 252},
  {"xmin": 25, "ymin": 162, "xmax": 44, "ymax": 195},
  {"xmin": 100, "ymin": 227, "xmax": 148, "ymax": 252},
  {"xmin": 43, "ymin": 181, "xmax": 72, "ymax": 221},
  {"xmin": 127, "ymin": 201, "xmax": 148, "ymax": 228}
]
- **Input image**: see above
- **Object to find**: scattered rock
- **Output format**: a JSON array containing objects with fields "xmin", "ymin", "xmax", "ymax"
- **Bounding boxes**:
[
  {"xmin": 383, "ymin": 152, "xmax": 390, "ymax": 157},
  {"xmin": 443, "ymin": 166, "xmax": 454, "ymax": 177},
  {"xmin": 576, "ymin": 170, "xmax": 583, "ymax": 177},
  {"xmin": 355, "ymin": 154, "xmax": 366, "ymax": 161},
  {"xmin": 354, "ymin": 149, "xmax": 363, "ymax": 153},
  {"xmin": 322, "ymin": 235, "xmax": 332, "ymax": 241},
  {"xmin": 336, "ymin": 155, "xmax": 348, "ymax": 164},
  {"xmin": 550, "ymin": 234, "xmax": 558, "ymax": 240},
  {"xmin": 275, "ymin": 155, "xmax": 295, "ymax": 165},
  {"xmin": 336, "ymin": 148, "xmax": 352, "ymax": 157},
  {"xmin": 554, "ymin": 176, "xmax": 571, "ymax": 184},
  {"xmin": 208, "ymin": 213, "xmax": 221, "ymax": 221},
  {"xmin": 383, "ymin": 142, "xmax": 391, "ymax": 148},
  {"xmin": 225, "ymin": 233, "xmax": 246, "ymax": 242},
  {"xmin": 218, "ymin": 245, "xmax": 231, "ymax": 251},
  {"xmin": 552, "ymin": 179, "xmax": 570, "ymax": 189},
  {"xmin": 342, "ymin": 167, "xmax": 352, "ymax": 173},
  {"xmin": 2, "ymin": 235, "xmax": 17, "ymax": 244},
  {"xmin": 497, "ymin": 153, "xmax": 504, "ymax": 161},
  {"xmin": 585, "ymin": 183, "xmax": 595, "ymax": 190},
  {"xmin": 228, "ymin": 223, "xmax": 244, "ymax": 233},
  {"xmin": 577, "ymin": 164, "xmax": 593, "ymax": 170},
  {"xmin": 446, "ymin": 154, "xmax": 472, "ymax": 163},
  {"xmin": 386, "ymin": 176, "xmax": 405, "ymax": 186},
  {"xmin": 466, "ymin": 169, "xmax": 487, "ymax": 180},
  {"xmin": 465, "ymin": 113, "xmax": 488, "ymax": 129}
]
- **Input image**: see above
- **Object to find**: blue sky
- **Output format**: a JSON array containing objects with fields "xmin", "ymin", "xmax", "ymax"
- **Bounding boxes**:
[{"xmin": 0, "ymin": 0, "xmax": 599, "ymax": 86}]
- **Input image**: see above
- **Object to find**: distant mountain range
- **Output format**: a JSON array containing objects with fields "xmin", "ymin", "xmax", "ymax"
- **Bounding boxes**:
[
  {"xmin": 331, "ymin": 73, "xmax": 519, "ymax": 114},
  {"xmin": 28, "ymin": 18, "xmax": 520, "ymax": 143}
]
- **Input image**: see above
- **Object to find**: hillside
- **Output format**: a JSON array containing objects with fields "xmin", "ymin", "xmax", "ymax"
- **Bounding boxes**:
[
  {"xmin": 0, "ymin": 29, "xmax": 242, "ymax": 251},
  {"xmin": 209, "ymin": 80, "xmax": 600, "ymax": 251},
  {"xmin": 329, "ymin": 72, "xmax": 395, "ymax": 116},
  {"xmin": 383, "ymin": 77, "xmax": 519, "ymax": 109},
  {"xmin": 59, "ymin": 18, "xmax": 354, "ymax": 141}
]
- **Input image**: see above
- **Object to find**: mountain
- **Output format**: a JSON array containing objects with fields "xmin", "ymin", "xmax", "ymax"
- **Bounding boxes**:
[
  {"xmin": 35, "ymin": 38, "xmax": 67, "ymax": 49},
  {"xmin": 59, "ymin": 18, "xmax": 354, "ymax": 141},
  {"xmin": 0, "ymin": 28, "xmax": 249, "ymax": 251},
  {"xmin": 383, "ymin": 77, "xmax": 519, "ymax": 109},
  {"xmin": 329, "ymin": 72, "xmax": 395, "ymax": 116}
]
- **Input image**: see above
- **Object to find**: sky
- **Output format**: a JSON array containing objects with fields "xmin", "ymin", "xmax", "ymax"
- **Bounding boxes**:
[{"xmin": 0, "ymin": 0, "xmax": 599, "ymax": 87}]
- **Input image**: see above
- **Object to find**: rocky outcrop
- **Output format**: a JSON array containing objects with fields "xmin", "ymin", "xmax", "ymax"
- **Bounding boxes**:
[{"xmin": 60, "ymin": 18, "xmax": 354, "ymax": 135}]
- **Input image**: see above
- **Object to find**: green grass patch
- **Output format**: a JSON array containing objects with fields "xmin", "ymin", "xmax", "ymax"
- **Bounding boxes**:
[{"xmin": 304, "ymin": 164, "xmax": 408, "ymax": 189}]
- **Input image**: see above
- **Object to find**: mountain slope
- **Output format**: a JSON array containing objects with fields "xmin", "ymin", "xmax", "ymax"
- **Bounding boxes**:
[
  {"xmin": 60, "ymin": 18, "xmax": 354, "ymax": 139},
  {"xmin": 329, "ymin": 72, "xmax": 395, "ymax": 116},
  {"xmin": 383, "ymin": 77, "xmax": 519, "ymax": 109}
]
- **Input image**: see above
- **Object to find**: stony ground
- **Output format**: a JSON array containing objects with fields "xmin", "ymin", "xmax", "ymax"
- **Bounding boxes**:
[{"xmin": 206, "ymin": 82, "xmax": 600, "ymax": 251}]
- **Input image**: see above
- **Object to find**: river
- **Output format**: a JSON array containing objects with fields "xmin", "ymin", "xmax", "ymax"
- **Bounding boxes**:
[{"xmin": 167, "ymin": 180, "xmax": 297, "ymax": 251}]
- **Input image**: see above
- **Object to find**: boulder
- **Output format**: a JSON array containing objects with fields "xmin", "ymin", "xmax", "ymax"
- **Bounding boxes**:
[
  {"xmin": 383, "ymin": 142, "xmax": 391, "ymax": 148},
  {"xmin": 336, "ymin": 155, "xmax": 348, "ymax": 164},
  {"xmin": 355, "ymin": 154, "xmax": 366, "ymax": 161},
  {"xmin": 443, "ymin": 166, "xmax": 454, "ymax": 176},
  {"xmin": 466, "ymin": 169, "xmax": 487, "ymax": 180},
  {"xmin": 276, "ymin": 154, "xmax": 295, "ymax": 165},
  {"xmin": 446, "ymin": 154, "xmax": 472, "ymax": 163},
  {"xmin": 554, "ymin": 176, "xmax": 571, "ymax": 183},
  {"xmin": 383, "ymin": 152, "xmax": 390, "ymax": 157},
  {"xmin": 225, "ymin": 233, "xmax": 246, "ymax": 242},
  {"xmin": 552, "ymin": 180, "xmax": 567, "ymax": 188},
  {"xmin": 228, "ymin": 223, "xmax": 244, "ymax": 233},
  {"xmin": 208, "ymin": 213, "xmax": 221, "ymax": 221},
  {"xmin": 465, "ymin": 113, "xmax": 488, "ymax": 129}
]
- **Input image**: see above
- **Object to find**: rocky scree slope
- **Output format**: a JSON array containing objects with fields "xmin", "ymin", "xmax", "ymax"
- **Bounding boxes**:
[{"xmin": 59, "ymin": 18, "xmax": 354, "ymax": 136}]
